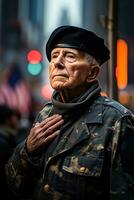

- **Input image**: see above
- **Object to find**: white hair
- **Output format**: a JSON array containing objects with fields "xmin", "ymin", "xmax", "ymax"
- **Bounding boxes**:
[{"xmin": 85, "ymin": 53, "xmax": 100, "ymax": 67}]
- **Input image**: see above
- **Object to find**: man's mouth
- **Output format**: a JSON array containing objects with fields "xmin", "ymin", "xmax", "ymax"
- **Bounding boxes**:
[{"xmin": 52, "ymin": 74, "xmax": 68, "ymax": 79}]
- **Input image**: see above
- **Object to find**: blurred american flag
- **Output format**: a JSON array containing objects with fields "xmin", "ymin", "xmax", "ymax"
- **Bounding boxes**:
[{"xmin": 0, "ymin": 62, "xmax": 32, "ymax": 116}]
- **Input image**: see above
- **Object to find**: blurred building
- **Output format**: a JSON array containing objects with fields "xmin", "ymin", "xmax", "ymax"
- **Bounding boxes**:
[{"xmin": 0, "ymin": 0, "xmax": 134, "ymax": 112}]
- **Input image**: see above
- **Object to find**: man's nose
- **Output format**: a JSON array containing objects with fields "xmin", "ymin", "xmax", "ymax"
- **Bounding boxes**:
[{"xmin": 54, "ymin": 55, "xmax": 64, "ymax": 68}]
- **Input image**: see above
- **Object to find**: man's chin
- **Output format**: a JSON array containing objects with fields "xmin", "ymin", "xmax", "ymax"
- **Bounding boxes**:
[{"xmin": 52, "ymin": 84, "xmax": 68, "ymax": 91}]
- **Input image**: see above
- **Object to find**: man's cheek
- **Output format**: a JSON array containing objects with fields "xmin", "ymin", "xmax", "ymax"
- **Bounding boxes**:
[{"xmin": 49, "ymin": 65, "xmax": 53, "ymax": 74}]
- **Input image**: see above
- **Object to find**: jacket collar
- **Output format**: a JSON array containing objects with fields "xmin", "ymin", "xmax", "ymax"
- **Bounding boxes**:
[
  {"xmin": 46, "ymin": 97, "xmax": 104, "ymax": 161},
  {"xmin": 82, "ymin": 98, "xmax": 103, "ymax": 124}
]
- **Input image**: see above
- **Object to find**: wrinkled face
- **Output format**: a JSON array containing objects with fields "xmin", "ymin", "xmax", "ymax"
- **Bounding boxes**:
[{"xmin": 49, "ymin": 48, "xmax": 92, "ymax": 91}]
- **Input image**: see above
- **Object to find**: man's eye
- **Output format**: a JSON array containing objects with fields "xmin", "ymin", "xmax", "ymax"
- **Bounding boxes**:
[
  {"xmin": 51, "ymin": 54, "xmax": 58, "ymax": 59},
  {"xmin": 65, "ymin": 54, "xmax": 76, "ymax": 62},
  {"xmin": 66, "ymin": 54, "xmax": 75, "ymax": 58}
]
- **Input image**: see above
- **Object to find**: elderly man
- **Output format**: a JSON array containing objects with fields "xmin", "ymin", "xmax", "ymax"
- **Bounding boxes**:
[{"xmin": 6, "ymin": 26, "xmax": 134, "ymax": 200}]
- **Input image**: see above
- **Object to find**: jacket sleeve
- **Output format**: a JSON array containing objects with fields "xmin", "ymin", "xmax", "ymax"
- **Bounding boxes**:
[
  {"xmin": 111, "ymin": 115, "xmax": 134, "ymax": 200},
  {"xmin": 5, "ymin": 140, "xmax": 44, "ymax": 198},
  {"xmin": 5, "ymin": 103, "xmax": 53, "ymax": 198}
]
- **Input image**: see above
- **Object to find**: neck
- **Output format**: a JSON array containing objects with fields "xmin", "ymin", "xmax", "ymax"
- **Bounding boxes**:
[
  {"xmin": 59, "ymin": 90, "xmax": 70, "ymax": 103},
  {"xmin": 59, "ymin": 84, "xmax": 89, "ymax": 103}
]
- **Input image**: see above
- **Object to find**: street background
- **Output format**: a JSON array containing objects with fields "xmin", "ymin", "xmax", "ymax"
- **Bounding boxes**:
[{"xmin": 0, "ymin": 0, "xmax": 134, "ymax": 127}]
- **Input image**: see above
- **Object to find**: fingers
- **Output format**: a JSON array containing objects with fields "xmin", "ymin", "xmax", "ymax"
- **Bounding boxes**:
[
  {"xmin": 39, "ymin": 114, "xmax": 63, "ymax": 127},
  {"xmin": 27, "ymin": 130, "xmax": 60, "ymax": 155},
  {"xmin": 42, "ymin": 117, "xmax": 64, "ymax": 133},
  {"xmin": 30, "ymin": 114, "xmax": 63, "ymax": 138},
  {"xmin": 34, "ymin": 117, "xmax": 64, "ymax": 140},
  {"xmin": 42, "ymin": 130, "xmax": 60, "ymax": 144},
  {"xmin": 26, "ymin": 114, "xmax": 64, "ymax": 153}
]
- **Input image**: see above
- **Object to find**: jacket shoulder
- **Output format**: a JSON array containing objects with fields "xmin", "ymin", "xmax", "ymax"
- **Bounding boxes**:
[
  {"xmin": 97, "ymin": 96, "xmax": 133, "ymax": 117},
  {"xmin": 34, "ymin": 101, "xmax": 53, "ymax": 123}
]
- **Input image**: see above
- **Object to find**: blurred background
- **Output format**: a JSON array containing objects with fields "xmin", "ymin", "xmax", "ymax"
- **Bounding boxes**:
[{"xmin": 0, "ymin": 0, "xmax": 134, "ymax": 127}]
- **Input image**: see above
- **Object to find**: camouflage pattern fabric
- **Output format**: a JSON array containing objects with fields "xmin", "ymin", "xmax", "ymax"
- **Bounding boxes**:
[{"xmin": 5, "ymin": 93, "xmax": 134, "ymax": 200}]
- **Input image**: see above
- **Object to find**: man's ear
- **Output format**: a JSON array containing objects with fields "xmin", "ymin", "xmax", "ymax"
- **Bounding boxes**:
[{"xmin": 86, "ymin": 65, "xmax": 100, "ymax": 83}]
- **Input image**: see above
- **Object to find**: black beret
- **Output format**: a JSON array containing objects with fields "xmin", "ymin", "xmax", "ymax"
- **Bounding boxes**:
[{"xmin": 46, "ymin": 25, "xmax": 110, "ymax": 65}]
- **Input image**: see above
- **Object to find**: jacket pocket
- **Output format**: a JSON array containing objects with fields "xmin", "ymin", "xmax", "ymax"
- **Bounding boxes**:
[{"xmin": 62, "ymin": 155, "xmax": 104, "ymax": 177}]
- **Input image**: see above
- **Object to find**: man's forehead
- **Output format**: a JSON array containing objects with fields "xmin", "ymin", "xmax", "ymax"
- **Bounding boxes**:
[{"xmin": 51, "ymin": 47, "xmax": 83, "ymax": 55}]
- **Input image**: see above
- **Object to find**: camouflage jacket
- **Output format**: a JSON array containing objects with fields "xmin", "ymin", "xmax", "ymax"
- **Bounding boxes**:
[{"xmin": 6, "ymin": 90, "xmax": 134, "ymax": 200}]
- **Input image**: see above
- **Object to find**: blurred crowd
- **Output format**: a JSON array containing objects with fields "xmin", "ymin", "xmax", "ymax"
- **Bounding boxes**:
[
  {"xmin": 0, "ymin": 61, "xmax": 44, "ymax": 199},
  {"xmin": 0, "ymin": 104, "xmax": 30, "ymax": 199}
]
